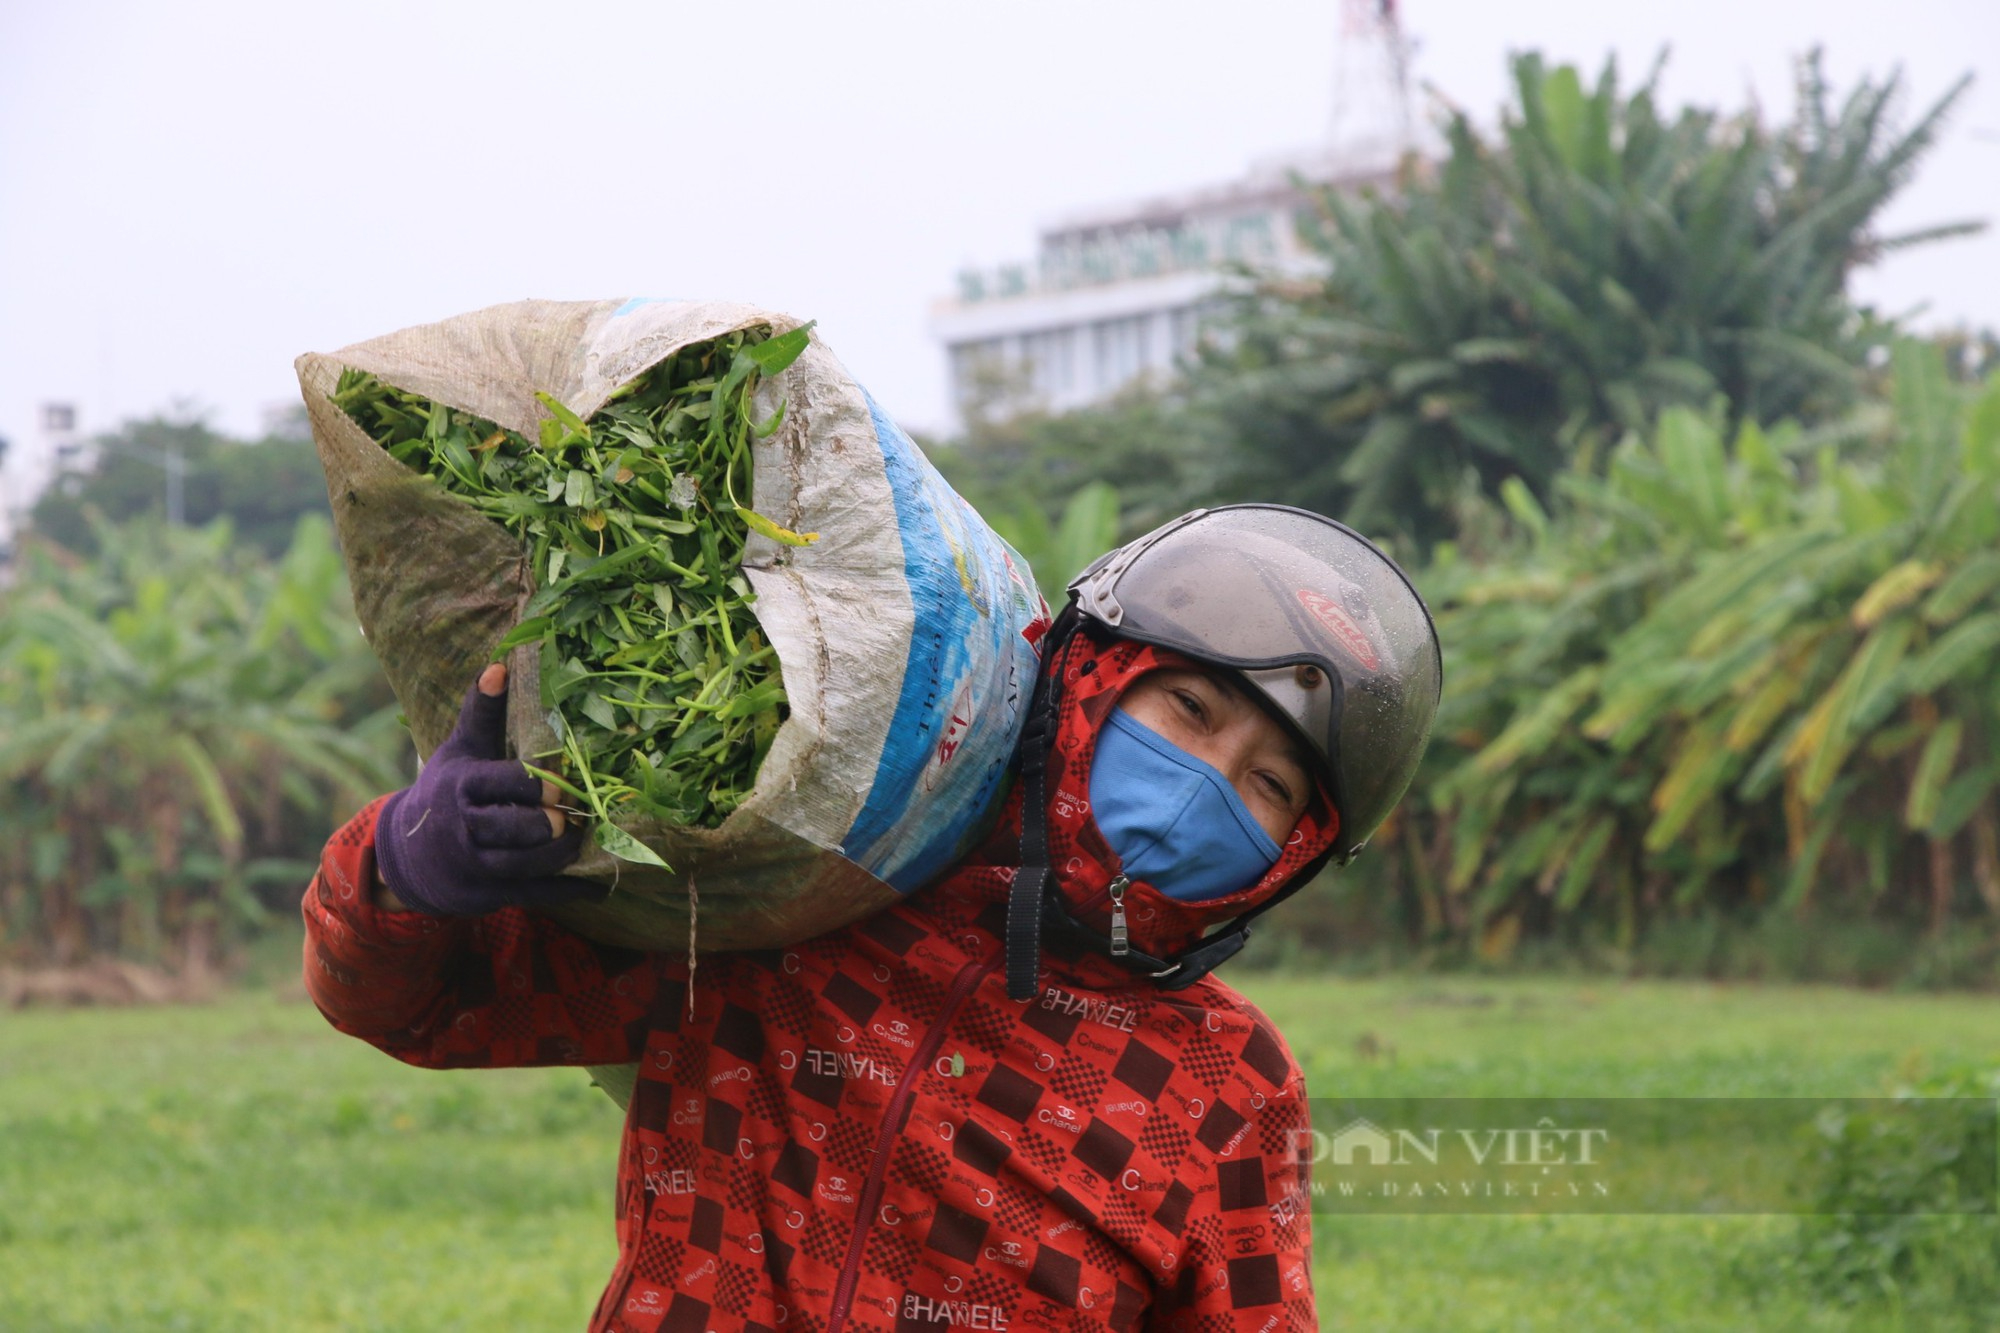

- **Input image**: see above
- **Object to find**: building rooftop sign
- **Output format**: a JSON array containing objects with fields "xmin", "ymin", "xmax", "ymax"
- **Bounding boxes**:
[
  {"xmin": 951, "ymin": 155, "xmax": 1392, "ymax": 309},
  {"xmin": 931, "ymin": 155, "xmax": 1397, "ymax": 428},
  {"xmin": 956, "ymin": 208, "xmax": 1286, "ymax": 306}
]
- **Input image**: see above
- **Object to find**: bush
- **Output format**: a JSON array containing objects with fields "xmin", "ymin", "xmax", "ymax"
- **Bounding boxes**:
[{"xmin": 1790, "ymin": 1066, "xmax": 2000, "ymax": 1312}]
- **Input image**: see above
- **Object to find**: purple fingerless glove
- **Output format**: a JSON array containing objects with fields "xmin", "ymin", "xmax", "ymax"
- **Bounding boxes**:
[{"xmin": 374, "ymin": 671, "xmax": 602, "ymax": 916}]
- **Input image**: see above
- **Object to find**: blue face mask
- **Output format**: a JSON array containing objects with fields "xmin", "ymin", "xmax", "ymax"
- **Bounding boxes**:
[{"xmin": 1087, "ymin": 708, "xmax": 1284, "ymax": 902}]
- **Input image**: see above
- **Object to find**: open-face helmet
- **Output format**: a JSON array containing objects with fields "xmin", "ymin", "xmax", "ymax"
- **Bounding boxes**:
[
  {"xmin": 1006, "ymin": 504, "xmax": 1442, "ymax": 1000},
  {"xmin": 1069, "ymin": 503, "xmax": 1442, "ymax": 863}
]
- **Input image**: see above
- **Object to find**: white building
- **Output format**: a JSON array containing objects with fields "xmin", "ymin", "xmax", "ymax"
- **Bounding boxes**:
[
  {"xmin": 929, "ymin": 151, "xmax": 1393, "ymax": 431},
  {"xmin": 0, "ymin": 403, "xmax": 81, "ymax": 557},
  {"xmin": 929, "ymin": 0, "xmax": 1418, "ymax": 433}
]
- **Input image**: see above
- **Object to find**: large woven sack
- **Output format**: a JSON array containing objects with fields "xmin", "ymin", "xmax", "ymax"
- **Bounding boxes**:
[{"xmin": 297, "ymin": 298, "xmax": 1048, "ymax": 964}]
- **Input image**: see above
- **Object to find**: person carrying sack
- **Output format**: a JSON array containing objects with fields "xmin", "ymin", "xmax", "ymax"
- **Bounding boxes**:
[{"xmin": 303, "ymin": 504, "xmax": 1442, "ymax": 1332}]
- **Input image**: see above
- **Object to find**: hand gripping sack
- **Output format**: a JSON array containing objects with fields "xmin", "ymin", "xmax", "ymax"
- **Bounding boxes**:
[{"xmin": 297, "ymin": 298, "xmax": 1050, "ymax": 960}]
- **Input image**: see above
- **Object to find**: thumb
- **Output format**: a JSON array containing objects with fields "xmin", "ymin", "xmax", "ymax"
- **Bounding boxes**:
[{"xmin": 443, "ymin": 663, "xmax": 511, "ymax": 762}]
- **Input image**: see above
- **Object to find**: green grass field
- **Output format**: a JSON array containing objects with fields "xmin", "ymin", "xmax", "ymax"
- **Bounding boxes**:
[{"xmin": 1, "ymin": 958, "xmax": 1993, "ymax": 1331}]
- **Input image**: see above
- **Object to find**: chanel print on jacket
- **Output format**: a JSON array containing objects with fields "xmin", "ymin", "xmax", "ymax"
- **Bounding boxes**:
[{"xmin": 303, "ymin": 635, "xmax": 1336, "ymax": 1331}]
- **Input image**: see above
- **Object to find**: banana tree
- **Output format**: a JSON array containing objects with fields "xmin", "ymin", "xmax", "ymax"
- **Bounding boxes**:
[
  {"xmin": 0, "ymin": 516, "xmax": 401, "ymax": 970},
  {"xmin": 1206, "ymin": 50, "xmax": 1979, "ymax": 550},
  {"xmin": 983, "ymin": 481, "xmax": 1124, "ymax": 591},
  {"xmin": 1412, "ymin": 342, "xmax": 2000, "ymax": 953}
]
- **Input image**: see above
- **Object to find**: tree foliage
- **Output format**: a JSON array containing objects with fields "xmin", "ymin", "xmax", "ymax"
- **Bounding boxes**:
[
  {"xmin": 1203, "ymin": 50, "xmax": 1980, "ymax": 549},
  {"xmin": 0, "ymin": 517, "xmax": 401, "ymax": 971},
  {"xmin": 1359, "ymin": 343, "xmax": 2000, "ymax": 956},
  {"xmin": 981, "ymin": 481, "xmax": 1123, "ymax": 592},
  {"xmin": 925, "ymin": 385, "xmax": 1220, "ymax": 546},
  {"xmin": 29, "ymin": 408, "xmax": 334, "ymax": 558}
]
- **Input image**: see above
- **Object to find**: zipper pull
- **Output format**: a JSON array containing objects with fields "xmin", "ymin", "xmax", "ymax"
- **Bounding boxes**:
[{"xmin": 1107, "ymin": 875, "xmax": 1130, "ymax": 957}]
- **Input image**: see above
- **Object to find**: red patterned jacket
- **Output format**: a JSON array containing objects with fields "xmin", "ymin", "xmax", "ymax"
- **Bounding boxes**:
[{"xmin": 303, "ymin": 634, "xmax": 1334, "ymax": 1332}]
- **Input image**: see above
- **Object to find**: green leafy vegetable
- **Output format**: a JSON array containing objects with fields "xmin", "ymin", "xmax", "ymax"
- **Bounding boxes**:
[{"xmin": 332, "ymin": 323, "xmax": 814, "ymax": 857}]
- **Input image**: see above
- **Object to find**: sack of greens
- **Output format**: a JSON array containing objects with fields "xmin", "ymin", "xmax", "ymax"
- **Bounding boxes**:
[{"xmin": 296, "ymin": 298, "xmax": 1049, "ymax": 957}]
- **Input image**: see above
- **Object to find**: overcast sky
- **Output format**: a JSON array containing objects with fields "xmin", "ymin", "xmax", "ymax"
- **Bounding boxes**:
[{"xmin": 2, "ymin": 0, "xmax": 1995, "ymax": 518}]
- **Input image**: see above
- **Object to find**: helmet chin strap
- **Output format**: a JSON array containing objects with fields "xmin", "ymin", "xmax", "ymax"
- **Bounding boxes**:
[
  {"xmin": 1038, "ymin": 860, "xmax": 1331, "ymax": 990},
  {"xmin": 1004, "ymin": 608, "xmax": 1335, "ymax": 1001},
  {"xmin": 1004, "ymin": 607, "xmax": 1081, "ymax": 1001}
]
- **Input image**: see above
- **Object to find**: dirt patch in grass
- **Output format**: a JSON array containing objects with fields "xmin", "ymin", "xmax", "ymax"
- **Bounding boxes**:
[{"xmin": 0, "ymin": 959, "xmax": 211, "ymax": 1009}]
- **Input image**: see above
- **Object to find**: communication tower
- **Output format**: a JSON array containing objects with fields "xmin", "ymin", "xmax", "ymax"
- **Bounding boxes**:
[{"xmin": 1328, "ymin": 0, "xmax": 1418, "ymax": 171}]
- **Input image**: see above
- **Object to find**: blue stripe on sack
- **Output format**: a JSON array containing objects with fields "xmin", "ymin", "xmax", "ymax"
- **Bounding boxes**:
[
  {"xmin": 611, "ymin": 297, "xmax": 683, "ymax": 317},
  {"xmin": 843, "ymin": 390, "xmax": 1027, "ymax": 892}
]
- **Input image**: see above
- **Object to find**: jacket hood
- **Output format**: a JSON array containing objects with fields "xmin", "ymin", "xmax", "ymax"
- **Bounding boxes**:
[{"xmin": 961, "ymin": 626, "xmax": 1340, "ymax": 962}]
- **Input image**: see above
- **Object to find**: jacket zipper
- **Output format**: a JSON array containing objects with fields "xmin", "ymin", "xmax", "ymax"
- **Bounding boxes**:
[
  {"xmin": 823, "ymin": 951, "xmax": 998, "ymax": 1333},
  {"xmin": 1106, "ymin": 874, "xmax": 1131, "ymax": 956}
]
